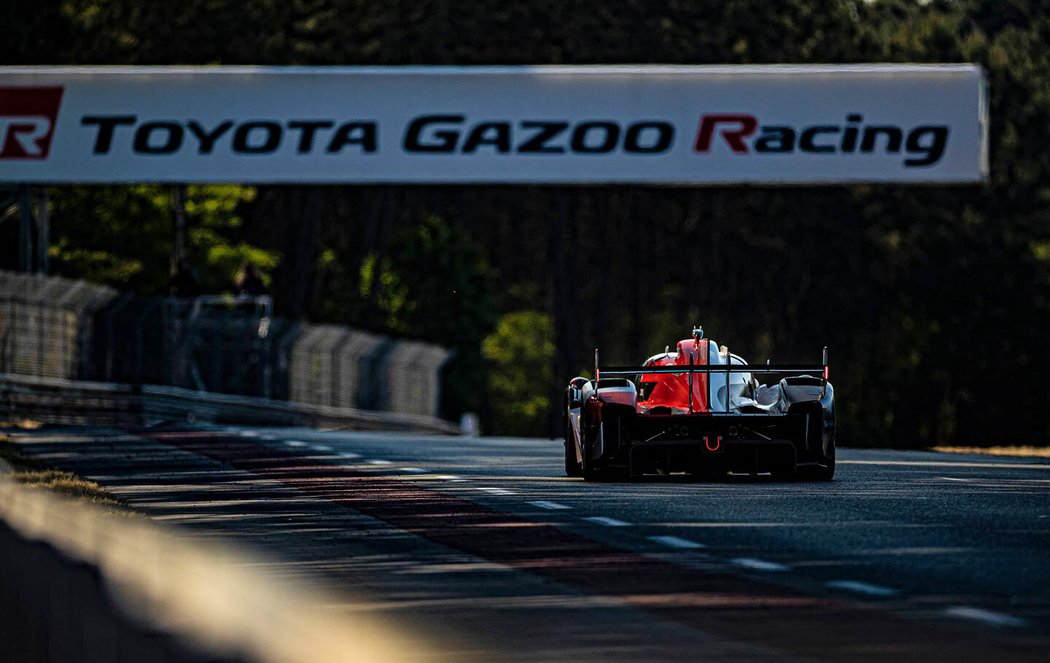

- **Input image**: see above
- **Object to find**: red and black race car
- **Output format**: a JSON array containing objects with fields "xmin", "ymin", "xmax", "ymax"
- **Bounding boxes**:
[{"xmin": 564, "ymin": 326, "xmax": 835, "ymax": 481}]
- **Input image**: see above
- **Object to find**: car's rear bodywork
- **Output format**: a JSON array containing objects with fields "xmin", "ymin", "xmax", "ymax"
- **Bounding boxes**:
[{"xmin": 564, "ymin": 328, "xmax": 835, "ymax": 481}]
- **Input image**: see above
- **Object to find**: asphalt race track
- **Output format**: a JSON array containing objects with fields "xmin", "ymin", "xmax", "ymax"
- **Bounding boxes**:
[{"xmin": 9, "ymin": 425, "xmax": 1050, "ymax": 661}]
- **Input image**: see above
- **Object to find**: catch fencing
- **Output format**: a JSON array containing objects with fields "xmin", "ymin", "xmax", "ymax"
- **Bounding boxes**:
[
  {"xmin": 0, "ymin": 271, "xmax": 117, "ymax": 380},
  {"xmin": 0, "ymin": 270, "xmax": 452, "ymax": 421}
]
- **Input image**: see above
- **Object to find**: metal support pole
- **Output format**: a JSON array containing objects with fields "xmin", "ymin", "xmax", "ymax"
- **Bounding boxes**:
[
  {"xmin": 18, "ymin": 185, "xmax": 31, "ymax": 272},
  {"xmin": 35, "ymin": 189, "xmax": 49, "ymax": 274},
  {"xmin": 171, "ymin": 185, "xmax": 187, "ymax": 278}
]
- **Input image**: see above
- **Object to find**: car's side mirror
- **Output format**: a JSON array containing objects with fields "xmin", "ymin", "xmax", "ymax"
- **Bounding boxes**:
[
  {"xmin": 568, "ymin": 386, "xmax": 583, "ymax": 407},
  {"xmin": 567, "ymin": 377, "xmax": 589, "ymax": 408}
]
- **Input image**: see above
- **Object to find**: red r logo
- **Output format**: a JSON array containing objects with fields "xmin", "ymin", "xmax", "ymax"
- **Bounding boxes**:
[
  {"xmin": 0, "ymin": 87, "xmax": 64, "ymax": 160},
  {"xmin": 694, "ymin": 114, "xmax": 757, "ymax": 154}
]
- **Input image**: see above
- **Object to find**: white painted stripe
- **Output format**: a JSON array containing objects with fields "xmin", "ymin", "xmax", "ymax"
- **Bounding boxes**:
[
  {"xmin": 337, "ymin": 451, "xmax": 361, "ymax": 459},
  {"xmin": 842, "ymin": 460, "xmax": 1050, "ymax": 471},
  {"xmin": 448, "ymin": 478, "xmax": 470, "ymax": 483},
  {"xmin": 945, "ymin": 606, "xmax": 1028, "ymax": 628},
  {"xmin": 583, "ymin": 516, "xmax": 630, "ymax": 527},
  {"xmin": 311, "ymin": 445, "xmax": 332, "ymax": 452},
  {"xmin": 938, "ymin": 476, "xmax": 972, "ymax": 482},
  {"xmin": 730, "ymin": 558, "xmax": 790, "ymax": 572},
  {"xmin": 239, "ymin": 431, "xmax": 259, "ymax": 437},
  {"xmin": 365, "ymin": 459, "xmax": 392, "ymax": 465},
  {"xmin": 283, "ymin": 440, "xmax": 307, "ymax": 447},
  {"xmin": 432, "ymin": 475, "xmax": 460, "ymax": 480},
  {"xmin": 477, "ymin": 487, "xmax": 516, "ymax": 496},
  {"xmin": 528, "ymin": 500, "xmax": 572, "ymax": 510},
  {"xmin": 259, "ymin": 435, "xmax": 277, "ymax": 441},
  {"xmin": 826, "ymin": 580, "xmax": 898, "ymax": 597},
  {"xmin": 400, "ymin": 467, "xmax": 428, "ymax": 473},
  {"xmin": 648, "ymin": 535, "xmax": 705, "ymax": 550}
]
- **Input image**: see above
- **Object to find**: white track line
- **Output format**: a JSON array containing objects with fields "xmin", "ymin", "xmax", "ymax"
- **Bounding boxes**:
[
  {"xmin": 583, "ymin": 516, "xmax": 630, "ymax": 527},
  {"xmin": 311, "ymin": 445, "xmax": 332, "ymax": 452},
  {"xmin": 826, "ymin": 580, "xmax": 898, "ymax": 597},
  {"xmin": 476, "ymin": 487, "xmax": 516, "ymax": 496},
  {"xmin": 730, "ymin": 558, "xmax": 790, "ymax": 572},
  {"xmin": 400, "ymin": 467, "xmax": 428, "ymax": 473},
  {"xmin": 648, "ymin": 535, "xmax": 705, "ymax": 550},
  {"xmin": 842, "ymin": 460, "xmax": 1050, "ymax": 471},
  {"xmin": 337, "ymin": 452, "xmax": 361, "ymax": 459},
  {"xmin": 938, "ymin": 476, "xmax": 972, "ymax": 482},
  {"xmin": 283, "ymin": 440, "xmax": 307, "ymax": 447},
  {"xmin": 259, "ymin": 435, "xmax": 277, "ymax": 441},
  {"xmin": 365, "ymin": 459, "xmax": 392, "ymax": 466},
  {"xmin": 945, "ymin": 606, "xmax": 1028, "ymax": 628},
  {"xmin": 528, "ymin": 500, "xmax": 571, "ymax": 510},
  {"xmin": 239, "ymin": 431, "xmax": 259, "ymax": 437},
  {"xmin": 432, "ymin": 475, "xmax": 460, "ymax": 480}
]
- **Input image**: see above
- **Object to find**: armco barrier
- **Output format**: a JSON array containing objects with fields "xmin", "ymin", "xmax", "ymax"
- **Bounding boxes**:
[
  {"xmin": 0, "ymin": 373, "xmax": 459, "ymax": 433},
  {"xmin": 0, "ymin": 474, "xmax": 433, "ymax": 663},
  {"xmin": 0, "ymin": 373, "xmax": 138, "ymax": 426}
]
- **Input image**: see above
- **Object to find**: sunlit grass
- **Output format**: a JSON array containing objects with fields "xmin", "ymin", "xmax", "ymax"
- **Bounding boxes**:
[
  {"xmin": 0, "ymin": 419, "xmax": 43, "ymax": 430},
  {"xmin": 12, "ymin": 470, "xmax": 132, "ymax": 510},
  {"xmin": 0, "ymin": 434, "xmax": 138, "ymax": 514}
]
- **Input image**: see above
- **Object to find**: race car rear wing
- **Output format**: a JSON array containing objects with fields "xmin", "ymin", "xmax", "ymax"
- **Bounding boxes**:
[{"xmin": 595, "ymin": 346, "xmax": 829, "ymax": 414}]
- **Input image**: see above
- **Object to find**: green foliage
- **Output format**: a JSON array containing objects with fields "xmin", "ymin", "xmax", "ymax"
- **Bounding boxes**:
[
  {"xmin": 483, "ymin": 311, "xmax": 555, "ymax": 437},
  {"xmin": 359, "ymin": 216, "xmax": 498, "ymax": 346},
  {"xmin": 45, "ymin": 185, "xmax": 277, "ymax": 294},
  {"xmin": 46, "ymin": 185, "xmax": 171, "ymax": 292}
]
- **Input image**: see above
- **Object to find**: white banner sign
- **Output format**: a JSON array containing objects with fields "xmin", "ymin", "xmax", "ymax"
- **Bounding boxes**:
[{"xmin": 0, "ymin": 65, "xmax": 987, "ymax": 184}]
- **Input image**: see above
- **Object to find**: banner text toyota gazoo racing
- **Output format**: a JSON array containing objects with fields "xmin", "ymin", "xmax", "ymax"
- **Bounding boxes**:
[{"xmin": 0, "ymin": 65, "xmax": 988, "ymax": 184}]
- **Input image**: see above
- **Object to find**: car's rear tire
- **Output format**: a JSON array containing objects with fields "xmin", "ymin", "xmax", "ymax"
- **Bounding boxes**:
[
  {"xmin": 564, "ymin": 424, "xmax": 582, "ymax": 478},
  {"xmin": 813, "ymin": 441, "xmax": 836, "ymax": 480},
  {"xmin": 581, "ymin": 441, "xmax": 599, "ymax": 481},
  {"xmin": 798, "ymin": 437, "xmax": 835, "ymax": 481},
  {"xmin": 771, "ymin": 465, "xmax": 797, "ymax": 481},
  {"xmin": 581, "ymin": 428, "xmax": 604, "ymax": 481}
]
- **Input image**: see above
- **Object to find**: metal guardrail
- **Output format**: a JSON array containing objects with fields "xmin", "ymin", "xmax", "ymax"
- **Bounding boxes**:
[
  {"xmin": 0, "ymin": 373, "xmax": 459, "ymax": 434},
  {"xmin": 0, "ymin": 373, "xmax": 138, "ymax": 426},
  {"xmin": 0, "ymin": 473, "xmax": 434, "ymax": 663}
]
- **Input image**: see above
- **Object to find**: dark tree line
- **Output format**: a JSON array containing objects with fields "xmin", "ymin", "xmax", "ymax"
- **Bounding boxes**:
[{"xmin": 4, "ymin": 1, "xmax": 1050, "ymax": 446}]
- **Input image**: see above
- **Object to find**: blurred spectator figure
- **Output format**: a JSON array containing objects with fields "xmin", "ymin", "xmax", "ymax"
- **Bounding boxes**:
[
  {"xmin": 235, "ymin": 262, "xmax": 267, "ymax": 297},
  {"xmin": 170, "ymin": 258, "xmax": 200, "ymax": 297}
]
